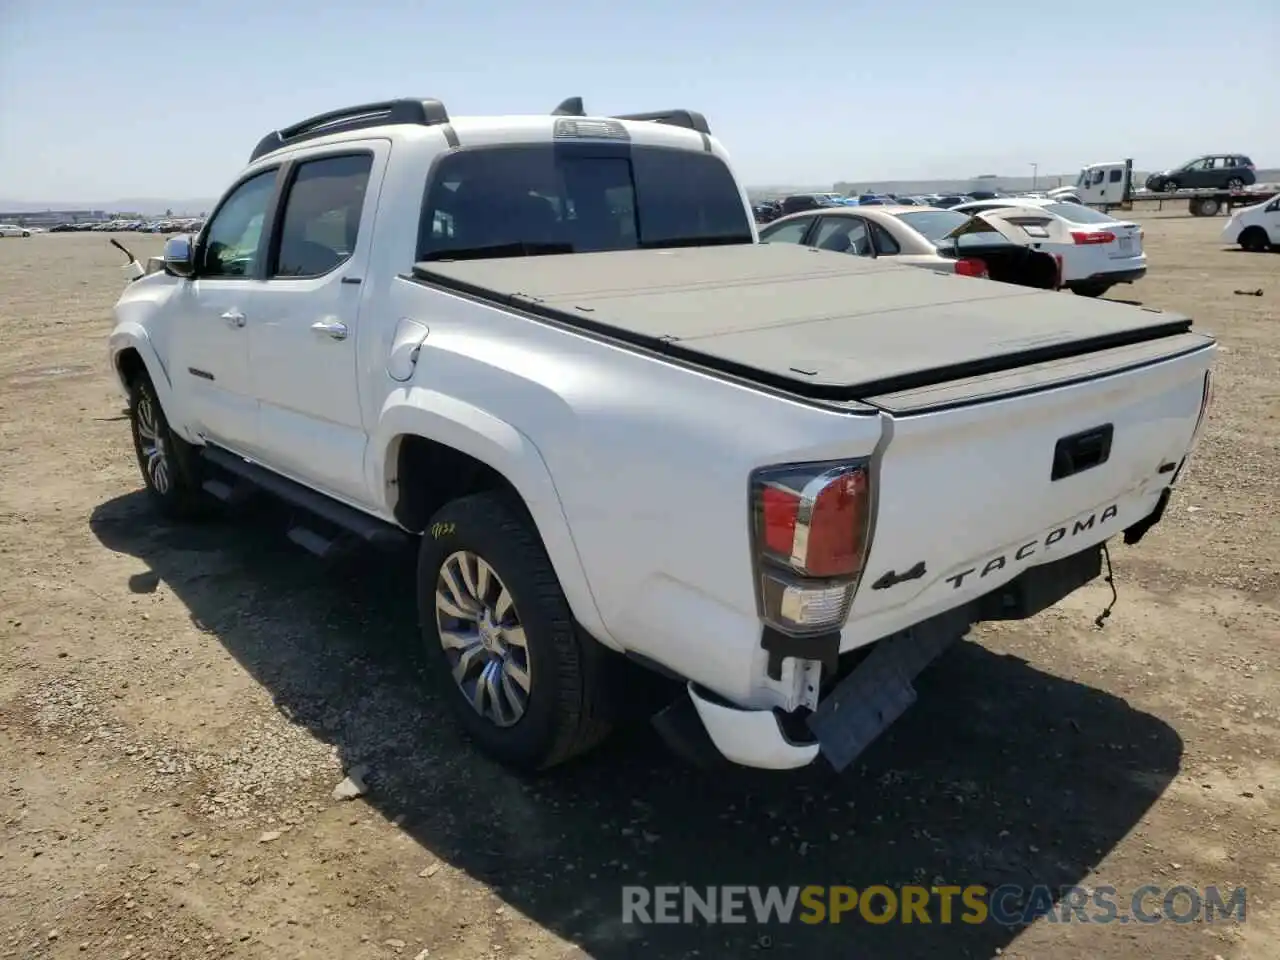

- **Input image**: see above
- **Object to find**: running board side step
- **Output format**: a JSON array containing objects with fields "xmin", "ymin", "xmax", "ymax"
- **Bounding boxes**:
[{"xmin": 199, "ymin": 446, "xmax": 411, "ymax": 556}]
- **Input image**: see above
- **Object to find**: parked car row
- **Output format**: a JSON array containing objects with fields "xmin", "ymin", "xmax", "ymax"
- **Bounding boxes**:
[
  {"xmin": 48, "ymin": 217, "xmax": 205, "ymax": 234},
  {"xmin": 758, "ymin": 203, "xmax": 1064, "ymax": 289},
  {"xmin": 757, "ymin": 194, "xmax": 1149, "ymax": 298},
  {"xmin": 753, "ymin": 189, "xmax": 1032, "ymax": 224}
]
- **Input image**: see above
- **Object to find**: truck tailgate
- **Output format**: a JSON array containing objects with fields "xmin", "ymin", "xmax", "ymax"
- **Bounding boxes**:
[{"xmin": 847, "ymin": 333, "xmax": 1214, "ymax": 628}]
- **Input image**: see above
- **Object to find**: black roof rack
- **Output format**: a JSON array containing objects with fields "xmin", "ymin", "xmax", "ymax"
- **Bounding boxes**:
[
  {"xmin": 550, "ymin": 97, "xmax": 711, "ymax": 136},
  {"xmin": 249, "ymin": 98, "xmax": 450, "ymax": 163}
]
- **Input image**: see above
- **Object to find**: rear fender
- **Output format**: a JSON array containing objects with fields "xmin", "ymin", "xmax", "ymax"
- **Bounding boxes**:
[{"xmin": 372, "ymin": 391, "xmax": 617, "ymax": 650}]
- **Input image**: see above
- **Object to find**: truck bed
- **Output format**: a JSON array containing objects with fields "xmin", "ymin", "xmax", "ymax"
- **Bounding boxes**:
[{"xmin": 413, "ymin": 243, "xmax": 1197, "ymax": 404}]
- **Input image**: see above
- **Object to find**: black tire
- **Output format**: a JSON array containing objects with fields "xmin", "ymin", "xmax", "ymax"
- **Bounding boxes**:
[
  {"xmin": 127, "ymin": 372, "xmax": 208, "ymax": 520},
  {"xmin": 416, "ymin": 491, "xmax": 612, "ymax": 772},
  {"xmin": 1239, "ymin": 226, "xmax": 1270, "ymax": 252},
  {"xmin": 1071, "ymin": 282, "xmax": 1112, "ymax": 298},
  {"xmin": 1226, "ymin": 177, "xmax": 1245, "ymax": 191},
  {"xmin": 1160, "ymin": 179, "xmax": 1177, "ymax": 193},
  {"xmin": 21, "ymin": 231, "xmax": 30, "ymax": 238}
]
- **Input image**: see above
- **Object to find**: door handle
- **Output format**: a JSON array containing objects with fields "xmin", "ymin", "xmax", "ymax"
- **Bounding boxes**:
[
  {"xmin": 310, "ymin": 320, "xmax": 348, "ymax": 341},
  {"xmin": 221, "ymin": 310, "xmax": 246, "ymax": 328}
]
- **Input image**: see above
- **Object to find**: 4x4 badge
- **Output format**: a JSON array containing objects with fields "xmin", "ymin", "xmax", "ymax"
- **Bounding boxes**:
[{"xmin": 870, "ymin": 561, "xmax": 927, "ymax": 590}]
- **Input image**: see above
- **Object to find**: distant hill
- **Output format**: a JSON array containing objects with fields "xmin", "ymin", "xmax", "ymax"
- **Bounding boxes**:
[
  {"xmin": 5, "ymin": 164, "xmax": 1278, "ymax": 215},
  {"xmin": 0, "ymin": 198, "xmax": 215, "ymax": 216},
  {"xmin": 751, "ymin": 168, "xmax": 1280, "ymax": 201}
]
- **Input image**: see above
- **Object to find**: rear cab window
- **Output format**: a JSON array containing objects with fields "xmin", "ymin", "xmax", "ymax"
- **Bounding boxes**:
[{"xmin": 417, "ymin": 144, "xmax": 753, "ymax": 260}]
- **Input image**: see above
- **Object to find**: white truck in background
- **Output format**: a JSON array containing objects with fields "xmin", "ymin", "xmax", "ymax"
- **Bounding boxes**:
[
  {"xmin": 1051, "ymin": 158, "xmax": 1277, "ymax": 216},
  {"xmin": 108, "ymin": 97, "xmax": 1218, "ymax": 775}
]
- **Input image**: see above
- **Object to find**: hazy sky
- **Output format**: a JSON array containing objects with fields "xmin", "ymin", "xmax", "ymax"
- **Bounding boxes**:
[{"xmin": 1, "ymin": 0, "xmax": 1276, "ymax": 201}]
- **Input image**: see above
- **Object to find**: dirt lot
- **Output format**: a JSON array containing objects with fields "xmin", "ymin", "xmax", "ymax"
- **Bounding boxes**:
[{"xmin": 1, "ymin": 219, "xmax": 1277, "ymax": 960}]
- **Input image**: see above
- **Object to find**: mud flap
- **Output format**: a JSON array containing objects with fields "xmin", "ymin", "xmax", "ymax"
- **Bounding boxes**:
[{"xmin": 806, "ymin": 608, "xmax": 970, "ymax": 772}]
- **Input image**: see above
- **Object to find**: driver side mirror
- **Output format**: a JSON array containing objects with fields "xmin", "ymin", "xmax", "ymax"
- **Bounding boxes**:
[{"xmin": 163, "ymin": 234, "xmax": 196, "ymax": 278}]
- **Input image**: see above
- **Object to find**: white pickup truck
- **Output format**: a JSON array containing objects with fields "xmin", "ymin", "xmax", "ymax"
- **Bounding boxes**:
[{"xmin": 108, "ymin": 97, "xmax": 1217, "ymax": 774}]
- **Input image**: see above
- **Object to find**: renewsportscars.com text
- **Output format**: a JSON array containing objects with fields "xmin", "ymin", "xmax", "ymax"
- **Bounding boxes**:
[{"xmin": 621, "ymin": 884, "xmax": 1247, "ymax": 926}]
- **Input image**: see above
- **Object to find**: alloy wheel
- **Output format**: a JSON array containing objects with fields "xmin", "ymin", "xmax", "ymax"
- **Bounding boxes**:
[
  {"xmin": 434, "ymin": 550, "xmax": 532, "ymax": 727},
  {"xmin": 135, "ymin": 393, "xmax": 172, "ymax": 495}
]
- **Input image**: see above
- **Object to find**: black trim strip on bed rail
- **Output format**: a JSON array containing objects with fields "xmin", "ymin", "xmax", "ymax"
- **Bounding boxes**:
[{"xmin": 409, "ymin": 263, "xmax": 1198, "ymax": 407}]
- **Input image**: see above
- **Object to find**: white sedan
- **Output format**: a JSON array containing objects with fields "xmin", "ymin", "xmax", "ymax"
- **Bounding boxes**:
[
  {"xmin": 1221, "ymin": 194, "xmax": 1279, "ymax": 251},
  {"xmin": 0, "ymin": 223, "xmax": 32, "ymax": 238},
  {"xmin": 756, "ymin": 204, "xmax": 1065, "ymax": 289},
  {"xmin": 950, "ymin": 198, "xmax": 1146, "ymax": 297}
]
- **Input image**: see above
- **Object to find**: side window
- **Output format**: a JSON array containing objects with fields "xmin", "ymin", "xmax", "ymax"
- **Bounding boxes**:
[
  {"xmin": 274, "ymin": 154, "xmax": 373, "ymax": 278},
  {"xmin": 759, "ymin": 217, "xmax": 814, "ymax": 245},
  {"xmin": 1200, "ymin": 158, "xmax": 1217, "ymax": 170},
  {"xmin": 1109, "ymin": 169, "xmax": 1123, "ymax": 183},
  {"xmin": 1090, "ymin": 169, "xmax": 1105, "ymax": 185},
  {"xmin": 199, "ymin": 170, "xmax": 278, "ymax": 278},
  {"xmin": 869, "ymin": 221, "xmax": 900, "ymax": 255},
  {"xmin": 813, "ymin": 217, "xmax": 871, "ymax": 256}
]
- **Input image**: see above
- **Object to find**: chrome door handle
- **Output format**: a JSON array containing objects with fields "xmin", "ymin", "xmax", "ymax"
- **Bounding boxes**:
[
  {"xmin": 310, "ymin": 320, "xmax": 348, "ymax": 341},
  {"xmin": 221, "ymin": 310, "xmax": 246, "ymax": 328}
]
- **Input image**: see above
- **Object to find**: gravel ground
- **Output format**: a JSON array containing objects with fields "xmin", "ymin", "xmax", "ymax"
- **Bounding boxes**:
[{"xmin": 1, "ymin": 219, "xmax": 1277, "ymax": 960}]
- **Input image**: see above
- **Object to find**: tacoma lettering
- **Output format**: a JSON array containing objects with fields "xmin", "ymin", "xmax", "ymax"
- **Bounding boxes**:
[{"xmin": 946, "ymin": 505, "xmax": 1119, "ymax": 590}]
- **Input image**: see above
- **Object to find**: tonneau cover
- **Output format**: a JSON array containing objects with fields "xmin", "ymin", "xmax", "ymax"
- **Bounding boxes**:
[{"xmin": 413, "ymin": 244, "xmax": 1194, "ymax": 401}]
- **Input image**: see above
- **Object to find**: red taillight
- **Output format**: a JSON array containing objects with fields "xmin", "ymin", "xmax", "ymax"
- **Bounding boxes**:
[
  {"xmin": 751, "ymin": 462, "xmax": 872, "ymax": 634},
  {"xmin": 1071, "ymin": 230, "xmax": 1116, "ymax": 245},
  {"xmin": 756, "ymin": 467, "xmax": 869, "ymax": 578},
  {"xmin": 761, "ymin": 485, "xmax": 799, "ymax": 557},
  {"xmin": 954, "ymin": 257, "xmax": 988, "ymax": 278}
]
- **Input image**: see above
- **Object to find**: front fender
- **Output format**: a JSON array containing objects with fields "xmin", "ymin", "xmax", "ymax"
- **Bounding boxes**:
[
  {"xmin": 371, "ymin": 389, "xmax": 618, "ymax": 650},
  {"xmin": 107, "ymin": 324, "xmax": 200, "ymax": 443}
]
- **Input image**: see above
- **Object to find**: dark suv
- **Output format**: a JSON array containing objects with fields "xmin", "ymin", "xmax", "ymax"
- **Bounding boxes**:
[
  {"xmin": 779, "ymin": 193, "xmax": 846, "ymax": 216},
  {"xmin": 1145, "ymin": 154, "xmax": 1256, "ymax": 193}
]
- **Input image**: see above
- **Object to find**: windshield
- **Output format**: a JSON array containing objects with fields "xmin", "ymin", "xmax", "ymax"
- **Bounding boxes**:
[
  {"xmin": 1043, "ymin": 202, "xmax": 1117, "ymax": 224},
  {"xmin": 417, "ymin": 144, "xmax": 753, "ymax": 260},
  {"xmin": 1075, "ymin": 168, "xmax": 1089, "ymax": 187}
]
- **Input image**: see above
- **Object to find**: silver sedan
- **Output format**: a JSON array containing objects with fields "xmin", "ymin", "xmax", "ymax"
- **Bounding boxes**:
[{"xmin": 757, "ymin": 204, "xmax": 1065, "ymax": 288}]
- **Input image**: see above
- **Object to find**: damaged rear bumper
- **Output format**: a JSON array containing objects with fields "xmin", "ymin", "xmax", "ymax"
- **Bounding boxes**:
[
  {"xmin": 650, "ymin": 681, "xmax": 823, "ymax": 771},
  {"xmin": 654, "ymin": 535, "xmax": 1139, "ymax": 773}
]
